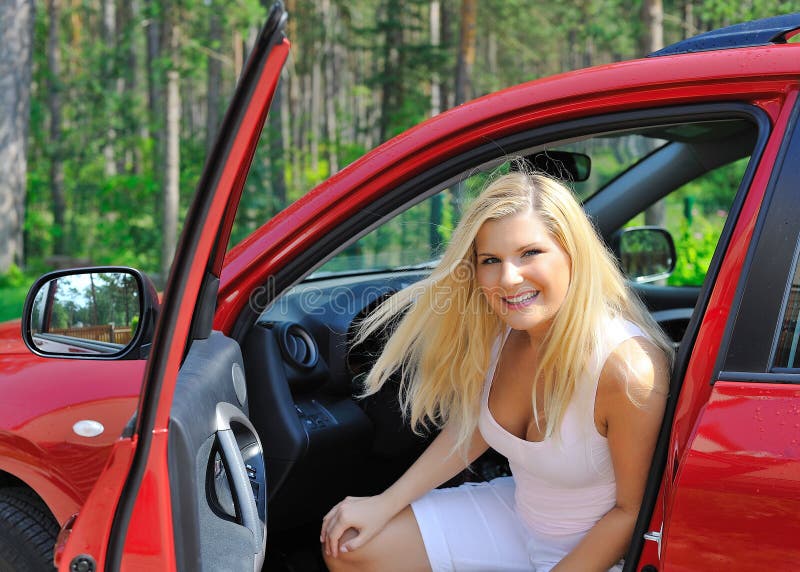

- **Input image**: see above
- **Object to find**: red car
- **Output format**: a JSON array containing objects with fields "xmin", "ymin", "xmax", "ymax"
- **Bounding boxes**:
[{"xmin": 2, "ymin": 5, "xmax": 800, "ymax": 571}]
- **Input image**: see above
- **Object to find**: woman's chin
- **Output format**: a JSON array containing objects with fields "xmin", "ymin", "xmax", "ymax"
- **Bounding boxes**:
[{"xmin": 496, "ymin": 311, "xmax": 552, "ymax": 333}]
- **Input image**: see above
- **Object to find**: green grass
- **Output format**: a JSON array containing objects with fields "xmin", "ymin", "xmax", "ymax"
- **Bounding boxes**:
[{"xmin": 0, "ymin": 286, "xmax": 29, "ymax": 323}]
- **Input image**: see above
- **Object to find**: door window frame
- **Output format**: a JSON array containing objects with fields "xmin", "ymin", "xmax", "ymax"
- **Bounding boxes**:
[{"xmin": 720, "ymin": 97, "xmax": 800, "ymax": 380}]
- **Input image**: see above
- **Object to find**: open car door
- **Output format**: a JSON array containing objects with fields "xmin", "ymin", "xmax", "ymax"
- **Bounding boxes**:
[{"xmin": 55, "ymin": 4, "xmax": 289, "ymax": 570}]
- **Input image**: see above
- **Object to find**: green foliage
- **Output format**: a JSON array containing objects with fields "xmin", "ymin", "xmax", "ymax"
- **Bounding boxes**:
[
  {"xmin": 0, "ymin": 286, "xmax": 29, "ymax": 323},
  {"xmin": 0, "ymin": 264, "xmax": 28, "ymax": 288},
  {"xmin": 0, "ymin": 265, "xmax": 35, "ymax": 322},
  {"xmin": 22, "ymin": 0, "xmax": 784, "ymax": 285},
  {"xmin": 668, "ymin": 218, "xmax": 721, "ymax": 286}
]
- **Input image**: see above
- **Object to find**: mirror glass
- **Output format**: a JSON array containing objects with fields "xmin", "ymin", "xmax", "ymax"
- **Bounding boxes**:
[
  {"xmin": 29, "ymin": 272, "xmax": 141, "ymax": 355},
  {"xmin": 619, "ymin": 228, "xmax": 675, "ymax": 283}
]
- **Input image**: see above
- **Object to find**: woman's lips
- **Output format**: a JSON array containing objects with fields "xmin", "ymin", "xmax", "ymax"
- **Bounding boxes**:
[{"xmin": 502, "ymin": 290, "xmax": 539, "ymax": 310}]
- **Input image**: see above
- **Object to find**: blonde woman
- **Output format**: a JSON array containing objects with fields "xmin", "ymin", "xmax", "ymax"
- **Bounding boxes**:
[{"xmin": 321, "ymin": 170, "xmax": 672, "ymax": 572}]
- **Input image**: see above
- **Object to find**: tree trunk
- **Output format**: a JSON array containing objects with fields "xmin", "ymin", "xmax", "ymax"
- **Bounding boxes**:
[
  {"xmin": 641, "ymin": 0, "xmax": 665, "ymax": 228},
  {"xmin": 48, "ymin": 0, "xmax": 67, "ymax": 256},
  {"xmin": 454, "ymin": 0, "xmax": 476, "ymax": 105},
  {"xmin": 440, "ymin": 0, "xmax": 453, "ymax": 110},
  {"xmin": 310, "ymin": 57, "xmax": 321, "ymax": 174},
  {"xmin": 233, "ymin": 29, "xmax": 243, "ymax": 81},
  {"xmin": 101, "ymin": 0, "xmax": 117, "ymax": 177},
  {"xmin": 430, "ymin": 0, "xmax": 441, "ymax": 116},
  {"xmin": 119, "ymin": 0, "xmax": 138, "ymax": 174},
  {"xmin": 487, "ymin": 30, "xmax": 497, "ymax": 80},
  {"xmin": 379, "ymin": 0, "xmax": 403, "ymax": 142},
  {"xmin": 0, "ymin": 0, "xmax": 34, "ymax": 272},
  {"xmin": 145, "ymin": 0, "xmax": 162, "ymax": 181},
  {"xmin": 640, "ymin": 0, "xmax": 664, "ymax": 56},
  {"xmin": 268, "ymin": 74, "xmax": 287, "ymax": 212},
  {"xmin": 206, "ymin": 6, "xmax": 222, "ymax": 155},
  {"xmin": 161, "ymin": 19, "xmax": 180, "ymax": 284},
  {"xmin": 322, "ymin": 0, "xmax": 338, "ymax": 174},
  {"xmin": 429, "ymin": 1, "xmax": 443, "ymax": 254},
  {"xmin": 683, "ymin": 0, "xmax": 695, "ymax": 39}
]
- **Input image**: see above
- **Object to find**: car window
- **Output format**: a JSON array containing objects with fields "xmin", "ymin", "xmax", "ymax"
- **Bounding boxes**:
[
  {"xmin": 314, "ymin": 120, "xmax": 755, "ymax": 281},
  {"xmin": 623, "ymin": 157, "xmax": 750, "ymax": 287},
  {"xmin": 773, "ymin": 242, "xmax": 800, "ymax": 369},
  {"xmin": 311, "ymin": 171, "xmax": 489, "ymax": 277},
  {"xmin": 555, "ymin": 134, "xmax": 667, "ymax": 203}
]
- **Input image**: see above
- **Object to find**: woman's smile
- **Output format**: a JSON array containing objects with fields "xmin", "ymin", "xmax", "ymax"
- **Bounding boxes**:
[{"xmin": 502, "ymin": 289, "xmax": 540, "ymax": 310}]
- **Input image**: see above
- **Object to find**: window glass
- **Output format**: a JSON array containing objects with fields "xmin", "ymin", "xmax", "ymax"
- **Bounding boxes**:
[
  {"xmin": 623, "ymin": 158, "xmax": 749, "ymax": 286},
  {"xmin": 311, "ymin": 171, "xmax": 492, "ymax": 277},
  {"xmin": 310, "ymin": 119, "xmax": 755, "ymax": 281},
  {"xmin": 773, "ymin": 242, "xmax": 800, "ymax": 369},
  {"xmin": 555, "ymin": 134, "xmax": 667, "ymax": 202}
]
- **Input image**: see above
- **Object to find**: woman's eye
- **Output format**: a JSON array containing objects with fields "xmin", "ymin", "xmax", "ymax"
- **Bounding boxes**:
[
  {"xmin": 480, "ymin": 257, "xmax": 500, "ymax": 265},
  {"xmin": 522, "ymin": 249, "xmax": 542, "ymax": 257}
]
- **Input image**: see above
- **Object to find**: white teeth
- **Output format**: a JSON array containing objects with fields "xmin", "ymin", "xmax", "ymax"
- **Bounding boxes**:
[{"xmin": 505, "ymin": 291, "xmax": 538, "ymax": 303}]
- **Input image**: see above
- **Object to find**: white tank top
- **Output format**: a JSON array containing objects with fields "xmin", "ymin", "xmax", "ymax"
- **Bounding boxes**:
[{"xmin": 478, "ymin": 317, "xmax": 646, "ymax": 537}]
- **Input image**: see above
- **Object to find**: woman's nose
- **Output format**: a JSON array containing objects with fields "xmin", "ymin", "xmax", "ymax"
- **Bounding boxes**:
[{"xmin": 499, "ymin": 262, "xmax": 523, "ymax": 287}]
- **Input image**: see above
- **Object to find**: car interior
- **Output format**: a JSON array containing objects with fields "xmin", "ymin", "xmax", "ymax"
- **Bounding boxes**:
[{"xmin": 163, "ymin": 108, "xmax": 766, "ymax": 571}]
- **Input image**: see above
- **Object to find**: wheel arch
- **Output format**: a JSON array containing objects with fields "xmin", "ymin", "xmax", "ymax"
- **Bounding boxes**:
[{"xmin": 0, "ymin": 447, "xmax": 82, "ymax": 526}]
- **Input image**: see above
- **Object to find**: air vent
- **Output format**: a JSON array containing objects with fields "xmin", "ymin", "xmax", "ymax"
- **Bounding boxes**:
[{"xmin": 278, "ymin": 323, "xmax": 319, "ymax": 369}]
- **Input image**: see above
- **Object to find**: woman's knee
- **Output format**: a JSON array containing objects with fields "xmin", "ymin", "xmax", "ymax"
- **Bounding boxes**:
[
  {"xmin": 323, "ymin": 546, "xmax": 362, "ymax": 572},
  {"xmin": 323, "ymin": 527, "xmax": 364, "ymax": 571},
  {"xmin": 322, "ymin": 506, "xmax": 430, "ymax": 572}
]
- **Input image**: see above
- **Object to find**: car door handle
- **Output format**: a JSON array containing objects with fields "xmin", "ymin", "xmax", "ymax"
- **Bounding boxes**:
[{"xmin": 643, "ymin": 524, "xmax": 663, "ymax": 558}]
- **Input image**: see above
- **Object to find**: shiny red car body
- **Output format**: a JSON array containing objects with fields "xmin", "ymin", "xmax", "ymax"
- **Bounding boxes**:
[{"xmin": 3, "ymin": 7, "xmax": 800, "ymax": 571}]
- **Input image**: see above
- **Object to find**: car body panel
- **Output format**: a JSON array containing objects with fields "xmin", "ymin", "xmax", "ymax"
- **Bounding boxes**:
[
  {"xmin": 662, "ymin": 382, "xmax": 800, "ymax": 570},
  {"xmin": 0, "ymin": 320, "xmax": 143, "ymax": 524},
  {"xmin": 51, "ymin": 437, "xmax": 136, "ymax": 569}
]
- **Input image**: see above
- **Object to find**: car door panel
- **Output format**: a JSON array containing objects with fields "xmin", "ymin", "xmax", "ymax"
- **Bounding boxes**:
[
  {"xmin": 57, "ymin": 6, "xmax": 289, "ymax": 570},
  {"xmin": 653, "ymin": 90, "xmax": 800, "ymax": 571},
  {"xmin": 661, "ymin": 381, "xmax": 800, "ymax": 571},
  {"xmin": 168, "ymin": 331, "xmax": 265, "ymax": 571}
]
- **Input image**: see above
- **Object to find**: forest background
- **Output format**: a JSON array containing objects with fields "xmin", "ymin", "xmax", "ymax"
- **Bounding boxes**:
[{"xmin": 0, "ymin": 0, "xmax": 797, "ymax": 321}]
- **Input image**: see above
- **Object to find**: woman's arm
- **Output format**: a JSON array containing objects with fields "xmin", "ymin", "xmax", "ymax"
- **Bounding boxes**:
[
  {"xmin": 553, "ymin": 336, "xmax": 670, "ymax": 572},
  {"xmin": 321, "ymin": 420, "xmax": 490, "ymax": 557}
]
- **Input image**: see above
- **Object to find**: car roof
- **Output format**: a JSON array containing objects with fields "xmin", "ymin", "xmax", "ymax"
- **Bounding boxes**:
[{"xmin": 651, "ymin": 12, "xmax": 800, "ymax": 57}]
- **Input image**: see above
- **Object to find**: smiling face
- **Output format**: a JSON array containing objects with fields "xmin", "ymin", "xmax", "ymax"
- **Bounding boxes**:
[{"xmin": 475, "ymin": 209, "xmax": 572, "ymax": 339}]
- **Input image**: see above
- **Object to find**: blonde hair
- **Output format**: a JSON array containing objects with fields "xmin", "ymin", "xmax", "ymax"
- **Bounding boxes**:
[{"xmin": 357, "ymin": 169, "xmax": 673, "ymax": 452}]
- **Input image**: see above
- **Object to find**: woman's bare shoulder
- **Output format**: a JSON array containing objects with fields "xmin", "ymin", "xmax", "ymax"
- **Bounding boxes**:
[{"xmin": 598, "ymin": 335, "xmax": 670, "ymax": 411}]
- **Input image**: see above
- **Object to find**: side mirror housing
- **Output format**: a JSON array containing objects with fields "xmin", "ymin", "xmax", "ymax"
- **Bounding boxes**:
[
  {"xmin": 611, "ymin": 226, "xmax": 676, "ymax": 284},
  {"xmin": 21, "ymin": 267, "xmax": 159, "ymax": 360}
]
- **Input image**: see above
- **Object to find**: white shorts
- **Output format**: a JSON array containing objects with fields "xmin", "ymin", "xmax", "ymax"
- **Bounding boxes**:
[{"xmin": 410, "ymin": 477, "xmax": 623, "ymax": 572}]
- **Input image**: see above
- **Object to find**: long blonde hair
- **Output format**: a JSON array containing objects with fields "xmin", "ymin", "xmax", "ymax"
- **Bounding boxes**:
[{"xmin": 357, "ymin": 169, "xmax": 673, "ymax": 452}]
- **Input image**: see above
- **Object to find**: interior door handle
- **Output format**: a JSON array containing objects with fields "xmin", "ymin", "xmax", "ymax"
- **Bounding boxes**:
[
  {"xmin": 217, "ymin": 427, "xmax": 262, "ymax": 547},
  {"xmin": 215, "ymin": 402, "xmax": 266, "ymax": 570}
]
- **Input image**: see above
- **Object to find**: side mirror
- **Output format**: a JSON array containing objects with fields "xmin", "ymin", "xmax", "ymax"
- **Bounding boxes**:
[
  {"xmin": 612, "ymin": 226, "xmax": 676, "ymax": 284},
  {"xmin": 21, "ymin": 267, "xmax": 159, "ymax": 359}
]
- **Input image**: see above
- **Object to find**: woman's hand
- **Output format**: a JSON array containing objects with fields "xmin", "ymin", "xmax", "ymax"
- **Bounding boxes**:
[{"xmin": 320, "ymin": 494, "xmax": 395, "ymax": 558}]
